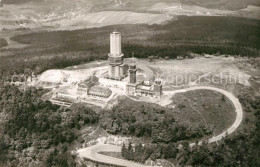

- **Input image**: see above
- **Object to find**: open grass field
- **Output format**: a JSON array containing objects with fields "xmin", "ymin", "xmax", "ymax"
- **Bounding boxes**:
[
  {"xmin": 39, "ymin": 55, "xmax": 252, "ymax": 90},
  {"xmin": 146, "ymin": 56, "xmax": 251, "ymax": 88},
  {"xmin": 120, "ymin": 0, "xmax": 260, "ymax": 11},
  {"xmin": 0, "ymin": 1, "xmax": 171, "ymax": 32},
  {"xmin": 170, "ymin": 89, "xmax": 236, "ymax": 135}
]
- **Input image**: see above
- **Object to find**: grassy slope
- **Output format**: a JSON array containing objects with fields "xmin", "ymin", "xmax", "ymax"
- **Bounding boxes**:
[
  {"xmin": 181, "ymin": 0, "xmax": 260, "ymax": 10},
  {"xmin": 171, "ymin": 90, "xmax": 236, "ymax": 135}
]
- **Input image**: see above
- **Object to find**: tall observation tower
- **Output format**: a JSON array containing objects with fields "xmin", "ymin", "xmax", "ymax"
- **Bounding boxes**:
[{"xmin": 108, "ymin": 31, "xmax": 127, "ymax": 80}]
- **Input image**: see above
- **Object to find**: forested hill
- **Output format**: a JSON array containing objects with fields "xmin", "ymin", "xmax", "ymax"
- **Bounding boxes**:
[
  {"xmin": 1, "ymin": 16, "xmax": 259, "ymax": 80},
  {"xmin": 0, "ymin": 85, "xmax": 100, "ymax": 167},
  {"xmin": 0, "ymin": 77, "xmax": 260, "ymax": 166}
]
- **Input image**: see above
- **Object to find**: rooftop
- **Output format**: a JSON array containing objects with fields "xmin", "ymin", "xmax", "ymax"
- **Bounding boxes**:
[
  {"xmin": 111, "ymin": 30, "xmax": 120, "ymax": 34},
  {"xmin": 89, "ymin": 86, "xmax": 112, "ymax": 94},
  {"xmin": 136, "ymin": 84, "xmax": 152, "ymax": 91}
]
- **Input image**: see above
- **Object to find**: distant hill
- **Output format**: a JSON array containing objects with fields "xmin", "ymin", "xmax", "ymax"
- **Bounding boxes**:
[
  {"xmin": 3, "ymin": 0, "xmax": 260, "ymax": 11},
  {"xmin": 3, "ymin": 0, "xmax": 42, "ymax": 4},
  {"xmin": 181, "ymin": 0, "xmax": 260, "ymax": 10},
  {"xmin": 2, "ymin": 0, "xmax": 260, "ymax": 10}
]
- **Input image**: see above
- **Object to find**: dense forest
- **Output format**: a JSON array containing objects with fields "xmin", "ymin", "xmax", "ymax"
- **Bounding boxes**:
[
  {"xmin": 0, "ymin": 84, "xmax": 211, "ymax": 166},
  {"xmin": 100, "ymin": 98, "xmax": 210, "ymax": 143},
  {"xmin": 0, "ymin": 84, "xmax": 99, "ymax": 167},
  {"xmin": 1, "ymin": 16, "xmax": 259, "ymax": 81}
]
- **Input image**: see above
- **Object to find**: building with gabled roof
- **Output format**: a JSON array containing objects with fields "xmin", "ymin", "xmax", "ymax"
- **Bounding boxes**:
[{"xmin": 126, "ymin": 60, "xmax": 162, "ymax": 98}]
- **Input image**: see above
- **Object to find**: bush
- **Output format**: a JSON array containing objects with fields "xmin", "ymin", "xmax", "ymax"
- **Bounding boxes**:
[{"xmin": 0, "ymin": 38, "xmax": 8, "ymax": 48}]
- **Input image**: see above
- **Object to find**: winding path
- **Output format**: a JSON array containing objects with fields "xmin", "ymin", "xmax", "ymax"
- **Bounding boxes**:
[
  {"xmin": 77, "ymin": 144, "xmax": 148, "ymax": 167},
  {"xmin": 163, "ymin": 86, "xmax": 243, "ymax": 146},
  {"xmin": 77, "ymin": 86, "xmax": 243, "ymax": 166}
]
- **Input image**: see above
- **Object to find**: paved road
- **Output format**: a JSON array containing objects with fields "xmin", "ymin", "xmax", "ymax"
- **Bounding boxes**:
[
  {"xmin": 163, "ymin": 86, "xmax": 243, "ymax": 146},
  {"xmin": 78, "ymin": 86, "xmax": 243, "ymax": 166},
  {"xmin": 77, "ymin": 144, "xmax": 150, "ymax": 167}
]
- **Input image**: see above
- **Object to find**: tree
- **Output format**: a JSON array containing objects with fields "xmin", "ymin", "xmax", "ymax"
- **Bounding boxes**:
[
  {"xmin": 191, "ymin": 145, "xmax": 213, "ymax": 166},
  {"xmin": 134, "ymin": 143, "xmax": 144, "ymax": 162},
  {"xmin": 127, "ymin": 142, "xmax": 133, "ymax": 160},
  {"xmin": 150, "ymin": 146, "xmax": 162, "ymax": 161},
  {"xmin": 162, "ymin": 143, "xmax": 178, "ymax": 159},
  {"xmin": 121, "ymin": 143, "xmax": 127, "ymax": 158},
  {"xmin": 221, "ymin": 95, "xmax": 226, "ymax": 102},
  {"xmin": 148, "ymin": 56, "xmax": 154, "ymax": 62},
  {"xmin": 0, "ymin": 136, "xmax": 8, "ymax": 165}
]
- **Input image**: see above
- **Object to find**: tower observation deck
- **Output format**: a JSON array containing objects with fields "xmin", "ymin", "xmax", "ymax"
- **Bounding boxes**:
[{"xmin": 108, "ymin": 31, "xmax": 127, "ymax": 80}]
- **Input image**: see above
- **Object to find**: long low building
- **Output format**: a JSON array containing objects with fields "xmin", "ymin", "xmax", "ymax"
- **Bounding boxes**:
[{"xmin": 88, "ymin": 86, "xmax": 112, "ymax": 98}]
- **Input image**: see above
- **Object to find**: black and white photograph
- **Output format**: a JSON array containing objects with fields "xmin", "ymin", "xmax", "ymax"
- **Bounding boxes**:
[{"xmin": 0, "ymin": 0, "xmax": 260, "ymax": 167}]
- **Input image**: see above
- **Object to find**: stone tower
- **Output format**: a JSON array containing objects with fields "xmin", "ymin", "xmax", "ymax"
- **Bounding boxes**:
[
  {"xmin": 154, "ymin": 69, "xmax": 162, "ymax": 97},
  {"xmin": 108, "ymin": 31, "xmax": 127, "ymax": 80},
  {"xmin": 128, "ymin": 61, "xmax": 137, "ymax": 84},
  {"xmin": 126, "ymin": 61, "xmax": 137, "ymax": 96},
  {"xmin": 154, "ymin": 79, "xmax": 162, "ymax": 97}
]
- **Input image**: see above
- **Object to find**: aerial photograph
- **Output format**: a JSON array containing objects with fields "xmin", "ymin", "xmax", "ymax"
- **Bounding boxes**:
[{"xmin": 0, "ymin": 0, "xmax": 259, "ymax": 167}]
